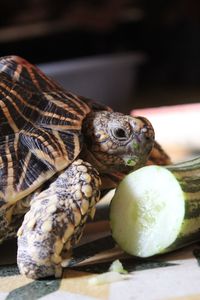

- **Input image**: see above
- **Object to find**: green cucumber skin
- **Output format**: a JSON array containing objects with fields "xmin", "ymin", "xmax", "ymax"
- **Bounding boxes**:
[
  {"xmin": 165, "ymin": 157, "xmax": 200, "ymax": 251},
  {"xmin": 165, "ymin": 230, "xmax": 200, "ymax": 253}
]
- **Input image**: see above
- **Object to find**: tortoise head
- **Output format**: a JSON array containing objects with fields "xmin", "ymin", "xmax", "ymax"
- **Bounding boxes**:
[{"xmin": 82, "ymin": 111, "xmax": 155, "ymax": 174}]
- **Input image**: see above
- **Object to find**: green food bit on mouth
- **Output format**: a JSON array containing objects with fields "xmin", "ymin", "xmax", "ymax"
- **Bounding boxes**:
[
  {"xmin": 132, "ymin": 142, "xmax": 139, "ymax": 150},
  {"xmin": 126, "ymin": 159, "xmax": 136, "ymax": 166}
]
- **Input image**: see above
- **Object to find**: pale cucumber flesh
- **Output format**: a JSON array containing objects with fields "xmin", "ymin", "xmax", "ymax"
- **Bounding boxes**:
[{"xmin": 110, "ymin": 165, "xmax": 185, "ymax": 257}]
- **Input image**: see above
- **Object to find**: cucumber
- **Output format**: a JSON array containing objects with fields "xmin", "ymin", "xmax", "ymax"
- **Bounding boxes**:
[{"xmin": 110, "ymin": 157, "xmax": 200, "ymax": 257}]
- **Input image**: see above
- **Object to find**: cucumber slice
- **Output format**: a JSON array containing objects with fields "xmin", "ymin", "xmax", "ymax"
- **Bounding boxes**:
[{"xmin": 110, "ymin": 165, "xmax": 185, "ymax": 257}]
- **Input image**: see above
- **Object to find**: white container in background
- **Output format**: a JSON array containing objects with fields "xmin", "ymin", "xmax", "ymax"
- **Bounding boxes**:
[{"xmin": 39, "ymin": 53, "xmax": 144, "ymax": 113}]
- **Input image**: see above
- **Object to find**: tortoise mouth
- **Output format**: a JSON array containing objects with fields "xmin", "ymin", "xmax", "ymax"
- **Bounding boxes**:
[
  {"xmin": 122, "ymin": 137, "xmax": 154, "ymax": 169},
  {"xmin": 123, "ymin": 156, "xmax": 139, "ymax": 167}
]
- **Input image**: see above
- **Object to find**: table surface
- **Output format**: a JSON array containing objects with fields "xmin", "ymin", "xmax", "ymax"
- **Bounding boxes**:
[
  {"xmin": 1, "ymin": 219, "xmax": 200, "ymax": 300},
  {"xmin": 1, "ymin": 104, "xmax": 200, "ymax": 300}
]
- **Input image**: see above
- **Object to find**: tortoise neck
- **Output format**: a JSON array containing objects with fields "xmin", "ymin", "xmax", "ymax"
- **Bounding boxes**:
[
  {"xmin": 80, "ymin": 145, "xmax": 110, "ymax": 174},
  {"xmin": 80, "ymin": 146, "xmax": 126, "ymax": 190}
]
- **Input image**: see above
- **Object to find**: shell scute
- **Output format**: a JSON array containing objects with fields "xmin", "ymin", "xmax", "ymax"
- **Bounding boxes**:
[{"xmin": 0, "ymin": 56, "xmax": 92, "ymax": 205}]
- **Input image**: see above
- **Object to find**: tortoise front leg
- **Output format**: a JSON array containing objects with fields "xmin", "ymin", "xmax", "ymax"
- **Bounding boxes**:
[{"xmin": 17, "ymin": 159, "xmax": 101, "ymax": 279}]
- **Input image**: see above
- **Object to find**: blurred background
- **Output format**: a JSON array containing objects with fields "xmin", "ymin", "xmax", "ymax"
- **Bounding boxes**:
[{"xmin": 1, "ymin": 0, "xmax": 200, "ymax": 111}]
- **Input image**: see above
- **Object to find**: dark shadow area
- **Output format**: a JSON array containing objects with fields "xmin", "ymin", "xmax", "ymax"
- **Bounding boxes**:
[{"xmin": 1, "ymin": 1, "xmax": 200, "ymax": 108}]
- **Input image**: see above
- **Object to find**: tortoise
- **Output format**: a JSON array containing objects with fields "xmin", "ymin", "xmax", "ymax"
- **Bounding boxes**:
[{"xmin": 0, "ymin": 55, "xmax": 170, "ymax": 279}]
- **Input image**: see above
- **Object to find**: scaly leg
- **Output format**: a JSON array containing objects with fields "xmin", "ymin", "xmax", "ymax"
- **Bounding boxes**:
[{"xmin": 17, "ymin": 159, "xmax": 101, "ymax": 279}]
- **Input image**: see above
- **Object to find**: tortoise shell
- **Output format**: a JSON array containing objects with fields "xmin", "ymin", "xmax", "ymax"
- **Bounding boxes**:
[{"xmin": 0, "ymin": 56, "xmax": 109, "ymax": 206}]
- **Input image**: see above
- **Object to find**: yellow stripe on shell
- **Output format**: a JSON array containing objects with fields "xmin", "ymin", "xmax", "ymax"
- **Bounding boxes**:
[
  {"xmin": 9, "ymin": 87, "xmax": 80, "ymax": 124},
  {"xmin": 13, "ymin": 64, "xmax": 22, "ymax": 81},
  {"xmin": 0, "ymin": 82, "xmax": 84, "ymax": 133},
  {"xmin": 52, "ymin": 130, "xmax": 68, "ymax": 157},
  {"xmin": 20, "ymin": 129, "xmax": 60, "ymax": 159},
  {"xmin": 0, "ymin": 99, "xmax": 19, "ymax": 132},
  {"xmin": 5, "ymin": 136, "xmax": 15, "ymax": 199},
  {"xmin": 17, "ymin": 151, "xmax": 32, "ymax": 189},
  {"xmin": 4, "ymin": 168, "xmax": 57, "ymax": 206},
  {"xmin": 0, "ymin": 154, "xmax": 3, "ymax": 166},
  {"xmin": 13, "ymin": 133, "xmax": 19, "ymax": 154},
  {"xmin": 32, "ymin": 65, "xmax": 58, "ymax": 89},
  {"xmin": 44, "ymin": 92, "xmax": 90, "ymax": 117},
  {"xmin": 26, "ymin": 66, "xmax": 41, "ymax": 90},
  {"xmin": 66, "ymin": 91, "xmax": 90, "ymax": 112}
]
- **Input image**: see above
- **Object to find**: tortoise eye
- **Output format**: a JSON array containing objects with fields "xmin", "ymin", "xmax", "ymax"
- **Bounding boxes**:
[{"xmin": 112, "ymin": 128, "xmax": 128, "ymax": 140}]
